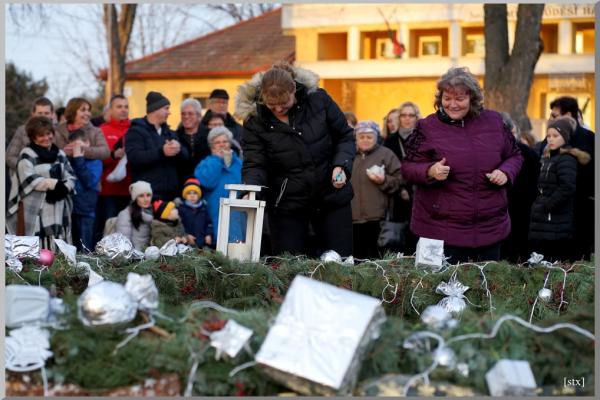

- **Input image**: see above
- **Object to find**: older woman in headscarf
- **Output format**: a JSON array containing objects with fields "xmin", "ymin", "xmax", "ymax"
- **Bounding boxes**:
[
  {"xmin": 6, "ymin": 116, "xmax": 77, "ymax": 249},
  {"xmin": 194, "ymin": 126, "xmax": 245, "ymax": 243},
  {"xmin": 401, "ymin": 67, "xmax": 523, "ymax": 263}
]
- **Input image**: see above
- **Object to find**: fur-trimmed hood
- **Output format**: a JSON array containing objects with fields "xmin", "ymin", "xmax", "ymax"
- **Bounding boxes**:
[
  {"xmin": 234, "ymin": 65, "xmax": 320, "ymax": 121},
  {"xmin": 544, "ymin": 145, "xmax": 591, "ymax": 165}
]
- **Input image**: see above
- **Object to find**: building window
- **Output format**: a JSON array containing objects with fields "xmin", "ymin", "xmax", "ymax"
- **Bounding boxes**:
[
  {"xmin": 410, "ymin": 28, "xmax": 448, "ymax": 58},
  {"xmin": 540, "ymin": 24, "xmax": 558, "ymax": 54},
  {"xmin": 318, "ymin": 32, "xmax": 348, "ymax": 60},
  {"xmin": 418, "ymin": 36, "xmax": 442, "ymax": 57},
  {"xmin": 360, "ymin": 30, "xmax": 398, "ymax": 59},
  {"xmin": 462, "ymin": 26, "xmax": 484, "ymax": 56},
  {"xmin": 573, "ymin": 22, "xmax": 594, "ymax": 54}
]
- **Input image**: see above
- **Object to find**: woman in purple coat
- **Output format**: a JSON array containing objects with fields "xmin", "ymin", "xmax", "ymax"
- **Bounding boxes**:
[{"xmin": 401, "ymin": 67, "xmax": 523, "ymax": 263}]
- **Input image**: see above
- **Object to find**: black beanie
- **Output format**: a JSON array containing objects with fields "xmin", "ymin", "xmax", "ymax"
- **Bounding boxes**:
[
  {"xmin": 146, "ymin": 91, "xmax": 170, "ymax": 113},
  {"xmin": 548, "ymin": 118, "xmax": 573, "ymax": 144},
  {"xmin": 209, "ymin": 89, "xmax": 229, "ymax": 100}
]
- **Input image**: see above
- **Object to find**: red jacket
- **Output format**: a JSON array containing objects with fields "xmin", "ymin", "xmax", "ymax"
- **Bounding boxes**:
[{"xmin": 99, "ymin": 118, "xmax": 131, "ymax": 196}]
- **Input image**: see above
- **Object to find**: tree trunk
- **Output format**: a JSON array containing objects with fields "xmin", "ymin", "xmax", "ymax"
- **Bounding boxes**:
[
  {"xmin": 484, "ymin": 4, "xmax": 544, "ymax": 133},
  {"xmin": 104, "ymin": 4, "xmax": 137, "ymax": 103}
]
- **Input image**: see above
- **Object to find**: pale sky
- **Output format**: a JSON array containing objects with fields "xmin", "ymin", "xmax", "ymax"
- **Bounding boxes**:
[{"xmin": 5, "ymin": 4, "xmax": 239, "ymax": 105}]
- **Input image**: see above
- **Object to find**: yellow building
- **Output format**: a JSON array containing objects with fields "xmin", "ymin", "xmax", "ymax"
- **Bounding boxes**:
[
  {"xmin": 284, "ymin": 3, "xmax": 595, "ymax": 137},
  {"xmin": 121, "ymin": 4, "xmax": 594, "ymax": 137}
]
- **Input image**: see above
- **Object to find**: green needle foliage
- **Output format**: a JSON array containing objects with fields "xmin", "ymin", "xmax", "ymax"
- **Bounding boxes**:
[{"xmin": 6, "ymin": 250, "xmax": 595, "ymax": 395}]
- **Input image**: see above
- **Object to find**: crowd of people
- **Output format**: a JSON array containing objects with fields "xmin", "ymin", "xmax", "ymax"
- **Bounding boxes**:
[{"xmin": 5, "ymin": 64, "xmax": 595, "ymax": 263}]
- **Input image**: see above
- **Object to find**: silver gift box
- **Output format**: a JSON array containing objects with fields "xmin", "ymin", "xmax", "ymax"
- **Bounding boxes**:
[
  {"xmin": 5, "ymin": 235, "xmax": 40, "ymax": 260},
  {"xmin": 5, "ymin": 285, "xmax": 50, "ymax": 328},
  {"xmin": 255, "ymin": 275, "xmax": 386, "ymax": 395},
  {"xmin": 485, "ymin": 359, "xmax": 537, "ymax": 396}
]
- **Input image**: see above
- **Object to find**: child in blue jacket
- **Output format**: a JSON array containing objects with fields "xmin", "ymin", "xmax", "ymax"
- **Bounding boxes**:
[
  {"xmin": 68, "ymin": 130, "xmax": 103, "ymax": 251},
  {"xmin": 177, "ymin": 178, "xmax": 212, "ymax": 247}
]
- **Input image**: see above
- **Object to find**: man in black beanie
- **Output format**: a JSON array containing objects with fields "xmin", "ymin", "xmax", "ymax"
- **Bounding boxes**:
[
  {"xmin": 199, "ymin": 88, "xmax": 243, "ymax": 142},
  {"xmin": 125, "ymin": 91, "xmax": 189, "ymax": 201}
]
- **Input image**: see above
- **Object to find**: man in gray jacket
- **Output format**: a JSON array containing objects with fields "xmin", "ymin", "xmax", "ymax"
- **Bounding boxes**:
[{"xmin": 6, "ymin": 97, "xmax": 55, "ymax": 174}]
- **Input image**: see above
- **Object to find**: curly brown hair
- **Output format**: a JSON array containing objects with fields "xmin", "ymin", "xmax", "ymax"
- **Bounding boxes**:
[
  {"xmin": 434, "ymin": 67, "xmax": 484, "ymax": 117},
  {"xmin": 25, "ymin": 116, "xmax": 55, "ymax": 142}
]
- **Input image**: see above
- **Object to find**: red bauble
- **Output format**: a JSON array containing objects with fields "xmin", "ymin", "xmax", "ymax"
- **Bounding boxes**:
[{"xmin": 38, "ymin": 249, "xmax": 55, "ymax": 267}]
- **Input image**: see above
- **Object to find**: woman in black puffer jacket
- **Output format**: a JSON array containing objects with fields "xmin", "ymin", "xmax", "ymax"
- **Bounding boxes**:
[
  {"xmin": 529, "ymin": 118, "xmax": 590, "ymax": 261},
  {"xmin": 235, "ymin": 62, "xmax": 355, "ymax": 257}
]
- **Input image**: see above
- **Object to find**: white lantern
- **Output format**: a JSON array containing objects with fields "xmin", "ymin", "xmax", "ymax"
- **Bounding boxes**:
[{"xmin": 216, "ymin": 184, "xmax": 266, "ymax": 262}]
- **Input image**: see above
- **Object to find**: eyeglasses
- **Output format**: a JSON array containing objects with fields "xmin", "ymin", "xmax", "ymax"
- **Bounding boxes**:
[
  {"xmin": 181, "ymin": 112, "xmax": 197, "ymax": 117},
  {"xmin": 400, "ymin": 113, "xmax": 417, "ymax": 118}
]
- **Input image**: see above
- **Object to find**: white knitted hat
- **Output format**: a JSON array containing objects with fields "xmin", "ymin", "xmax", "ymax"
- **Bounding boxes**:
[{"xmin": 129, "ymin": 181, "xmax": 153, "ymax": 201}]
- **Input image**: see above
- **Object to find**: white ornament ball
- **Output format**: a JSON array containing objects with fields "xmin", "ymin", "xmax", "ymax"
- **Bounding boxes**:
[
  {"xmin": 144, "ymin": 246, "xmax": 160, "ymax": 261},
  {"xmin": 538, "ymin": 288, "xmax": 552, "ymax": 302}
]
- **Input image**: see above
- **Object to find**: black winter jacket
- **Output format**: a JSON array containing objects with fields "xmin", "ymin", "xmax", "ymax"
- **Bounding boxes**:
[
  {"xmin": 125, "ymin": 117, "xmax": 189, "ymax": 200},
  {"xmin": 535, "ymin": 123, "xmax": 595, "ymax": 203},
  {"xmin": 529, "ymin": 147, "xmax": 589, "ymax": 241},
  {"xmin": 176, "ymin": 125, "xmax": 210, "ymax": 185},
  {"xmin": 200, "ymin": 110, "xmax": 243, "ymax": 142},
  {"xmin": 236, "ymin": 66, "xmax": 355, "ymax": 213}
]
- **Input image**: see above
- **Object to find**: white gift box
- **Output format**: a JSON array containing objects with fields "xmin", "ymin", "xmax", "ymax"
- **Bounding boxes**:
[
  {"xmin": 6, "ymin": 285, "xmax": 50, "ymax": 328},
  {"xmin": 415, "ymin": 237, "xmax": 445, "ymax": 270},
  {"xmin": 255, "ymin": 275, "xmax": 386, "ymax": 395},
  {"xmin": 210, "ymin": 320, "xmax": 253, "ymax": 360},
  {"xmin": 485, "ymin": 359, "xmax": 537, "ymax": 396}
]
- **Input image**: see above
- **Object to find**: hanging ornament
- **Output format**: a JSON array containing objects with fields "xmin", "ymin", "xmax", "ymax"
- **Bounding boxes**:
[
  {"xmin": 421, "ymin": 305, "xmax": 457, "ymax": 330},
  {"xmin": 144, "ymin": 246, "xmax": 161, "ymax": 260},
  {"xmin": 436, "ymin": 275, "xmax": 469, "ymax": 314},
  {"xmin": 433, "ymin": 346, "xmax": 456, "ymax": 368},
  {"xmin": 38, "ymin": 249, "xmax": 55, "ymax": 267},
  {"xmin": 537, "ymin": 288, "xmax": 552, "ymax": 303}
]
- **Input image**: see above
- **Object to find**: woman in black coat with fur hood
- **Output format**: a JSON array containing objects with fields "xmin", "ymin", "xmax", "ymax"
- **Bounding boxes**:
[
  {"xmin": 235, "ymin": 62, "xmax": 356, "ymax": 257},
  {"xmin": 528, "ymin": 117, "xmax": 591, "ymax": 262}
]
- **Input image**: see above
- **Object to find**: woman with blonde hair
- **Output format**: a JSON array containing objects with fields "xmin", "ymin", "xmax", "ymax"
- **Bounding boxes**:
[
  {"xmin": 236, "ymin": 62, "xmax": 355, "ymax": 257},
  {"xmin": 381, "ymin": 108, "xmax": 400, "ymax": 140}
]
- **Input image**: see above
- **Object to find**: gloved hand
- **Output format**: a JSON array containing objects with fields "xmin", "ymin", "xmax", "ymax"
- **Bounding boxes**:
[{"xmin": 45, "ymin": 181, "xmax": 70, "ymax": 204}]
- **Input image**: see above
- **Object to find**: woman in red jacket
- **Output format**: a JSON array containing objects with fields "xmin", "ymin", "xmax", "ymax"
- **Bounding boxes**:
[{"xmin": 401, "ymin": 67, "xmax": 523, "ymax": 263}]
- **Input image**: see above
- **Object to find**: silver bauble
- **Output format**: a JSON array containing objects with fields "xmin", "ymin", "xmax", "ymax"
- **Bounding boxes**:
[
  {"xmin": 538, "ymin": 288, "xmax": 552, "ymax": 302},
  {"xmin": 320, "ymin": 250, "xmax": 342, "ymax": 263},
  {"xmin": 144, "ymin": 246, "xmax": 160, "ymax": 261},
  {"xmin": 77, "ymin": 281, "xmax": 137, "ymax": 328},
  {"xmin": 421, "ymin": 305, "xmax": 452, "ymax": 330},
  {"xmin": 434, "ymin": 346, "xmax": 456, "ymax": 368}
]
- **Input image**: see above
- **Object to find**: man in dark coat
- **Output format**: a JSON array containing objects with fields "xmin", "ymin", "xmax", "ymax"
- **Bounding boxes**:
[
  {"xmin": 200, "ymin": 89, "xmax": 242, "ymax": 142},
  {"xmin": 125, "ymin": 91, "xmax": 189, "ymax": 201},
  {"xmin": 176, "ymin": 98, "xmax": 210, "ymax": 186},
  {"xmin": 535, "ymin": 96, "xmax": 595, "ymax": 260}
]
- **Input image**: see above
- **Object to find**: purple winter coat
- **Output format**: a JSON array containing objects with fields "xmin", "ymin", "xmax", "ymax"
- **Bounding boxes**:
[{"xmin": 401, "ymin": 109, "xmax": 523, "ymax": 248}]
